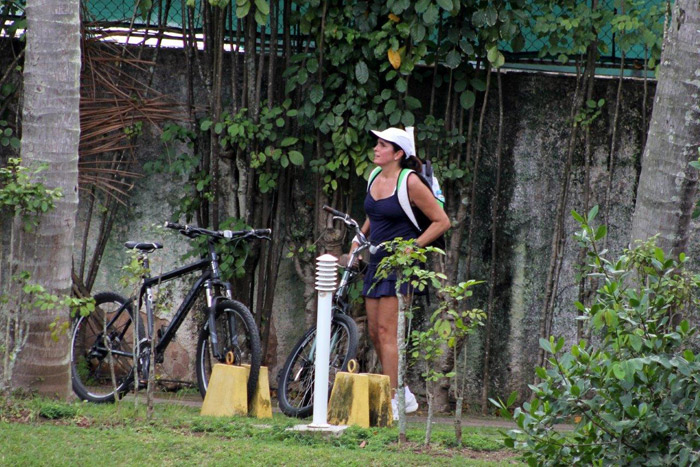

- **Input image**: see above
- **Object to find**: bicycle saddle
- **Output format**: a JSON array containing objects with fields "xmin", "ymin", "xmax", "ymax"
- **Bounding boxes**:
[{"xmin": 124, "ymin": 241, "xmax": 163, "ymax": 251}]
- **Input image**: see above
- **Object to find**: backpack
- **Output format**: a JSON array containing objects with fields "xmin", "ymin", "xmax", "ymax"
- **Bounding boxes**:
[{"xmin": 367, "ymin": 163, "xmax": 446, "ymax": 250}]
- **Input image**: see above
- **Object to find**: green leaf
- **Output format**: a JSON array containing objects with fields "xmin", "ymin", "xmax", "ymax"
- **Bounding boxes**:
[
  {"xmin": 683, "ymin": 349, "xmax": 694, "ymax": 362},
  {"xmin": 612, "ymin": 363, "xmax": 625, "ymax": 380},
  {"xmin": 280, "ymin": 137, "xmax": 297, "ymax": 147},
  {"xmin": 471, "ymin": 78, "xmax": 486, "ymax": 92},
  {"xmin": 587, "ymin": 205, "xmax": 599, "ymax": 223},
  {"xmin": 395, "ymin": 78, "xmax": 407, "ymax": 93},
  {"xmin": 389, "ymin": 109, "xmax": 401, "ymax": 125},
  {"xmin": 401, "ymin": 111, "xmax": 415, "ymax": 127},
  {"xmin": 654, "ymin": 247, "xmax": 664, "ymax": 263},
  {"xmin": 436, "ymin": 0, "xmax": 453, "ymax": 10},
  {"xmin": 355, "ymin": 61, "xmax": 369, "ymax": 84},
  {"xmin": 423, "ymin": 4, "xmax": 439, "ymax": 25},
  {"xmin": 539, "ymin": 338, "xmax": 553, "ymax": 354},
  {"xmin": 254, "ymin": 9, "xmax": 266, "ymax": 25},
  {"xmin": 236, "ymin": 2, "xmax": 251, "ymax": 17},
  {"xmin": 487, "ymin": 45, "xmax": 499, "ymax": 64},
  {"xmin": 485, "ymin": 6, "xmax": 498, "ymax": 26},
  {"xmin": 594, "ymin": 225, "xmax": 607, "ymax": 240},
  {"xmin": 404, "ymin": 96, "xmax": 421, "ymax": 110},
  {"xmin": 445, "ymin": 49, "xmax": 461, "ymax": 69},
  {"xmin": 411, "ymin": 23, "xmax": 427, "ymax": 42},
  {"xmin": 492, "ymin": 52, "xmax": 505, "ymax": 68},
  {"xmin": 288, "ymin": 150, "xmax": 304, "ymax": 166},
  {"xmin": 460, "ymin": 91, "xmax": 475, "ymax": 110},
  {"xmin": 306, "ymin": 58, "xmax": 319, "ymax": 74},
  {"xmin": 629, "ymin": 334, "xmax": 642, "ymax": 352},
  {"xmin": 414, "ymin": 0, "xmax": 430, "ymax": 14},
  {"xmin": 506, "ymin": 391, "xmax": 517, "ymax": 407},
  {"xmin": 310, "ymin": 84, "xmax": 324, "ymax": 104},
  {"xmin": 472, "ymin": 9, "xmax": 486, "ymax": 27},
  {"xmin": 571, "ymin": 209, "xmax": 585, "ymax": 223},
  {"xmin": 535, "ymin": 366, "xmax": 547, "ymax": 380},
  {"xmin": 254, "ymin": 0, "xmax": 269, "ymax": 15}
]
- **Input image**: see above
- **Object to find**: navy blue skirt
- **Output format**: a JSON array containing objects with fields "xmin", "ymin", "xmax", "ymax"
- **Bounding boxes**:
[{"xmin": 361, "ymin": 262, "xmax": 427, "ymax": 298}]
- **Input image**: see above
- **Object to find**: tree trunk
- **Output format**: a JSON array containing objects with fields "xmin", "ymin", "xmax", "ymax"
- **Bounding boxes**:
[
  {"xmin": 481, "ymin": 70, "xmax": 504, "ymax": 415},
  {"xmin": 9, "ymin": 0, "xmax": 81, "ymax": 398},
  {"xmin": 630, "ymin": 0, "xmax": 700, "ymax": 258}
]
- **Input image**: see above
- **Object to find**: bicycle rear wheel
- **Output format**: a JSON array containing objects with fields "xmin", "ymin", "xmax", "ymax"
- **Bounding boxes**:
[
  {"xmin": 277, "ymin": 313, "xmax": 358, "ymax": 418},
  {"xmin": 195, "ymin": 299, "xmax": 262, "ymax": 403},
  {"xmin": 71, "ymin": 292, "xmax": 144, "ymax": 403}
]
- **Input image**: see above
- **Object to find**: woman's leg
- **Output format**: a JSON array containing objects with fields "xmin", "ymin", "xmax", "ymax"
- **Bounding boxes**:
[
  {"xmin": 366, "ymin": 296, "xmax": 399, "ymax": 389},
  {"xmin": 365, "ymin": 297, "xmax": 382, "ymax": 364}
]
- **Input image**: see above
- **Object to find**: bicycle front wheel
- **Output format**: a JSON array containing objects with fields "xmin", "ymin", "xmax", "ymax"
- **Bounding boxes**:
[
  {"xmin": 195, "ymin": 300, "xmax": 262, "ymax": 403},
  {"xmin": 277, "ymin": 313, "xmax": 358, "ymax": 418},
  {"xmin": 71, "ymin": 292, "xmax": 144, "ymax": 403}
]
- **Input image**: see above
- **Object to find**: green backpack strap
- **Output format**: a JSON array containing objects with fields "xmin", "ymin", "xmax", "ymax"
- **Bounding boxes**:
[{"xmin": 367, "ymin": 166, "xmax": 382, "ymax": 191}]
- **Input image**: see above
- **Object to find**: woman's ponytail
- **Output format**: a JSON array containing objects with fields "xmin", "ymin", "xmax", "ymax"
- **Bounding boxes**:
[{"xmin": 400, "ymin": 126, "xmax": 422, "ymax": 172}]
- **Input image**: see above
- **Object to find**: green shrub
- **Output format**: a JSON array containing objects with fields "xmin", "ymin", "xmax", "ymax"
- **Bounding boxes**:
[
  {"xmin": 38, "ymin": 401, "xmax": 78, "ymax": 420},
  {"xmin": 494, "ymin": 207, "xmax": 700, "ymax": 466}
]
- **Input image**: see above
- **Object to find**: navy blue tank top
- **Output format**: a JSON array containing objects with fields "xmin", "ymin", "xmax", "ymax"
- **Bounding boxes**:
[{"xmin": 364, "ymin": 190, "xmax": 420, "ymax": 264}]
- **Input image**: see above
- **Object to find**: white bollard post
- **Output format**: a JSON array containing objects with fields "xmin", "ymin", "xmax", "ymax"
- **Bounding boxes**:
[{"xmin": 309, "ymin": 253, "xmax": 338, "ymax": 428}]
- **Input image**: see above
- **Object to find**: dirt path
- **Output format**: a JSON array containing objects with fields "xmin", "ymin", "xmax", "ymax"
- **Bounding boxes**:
[{"xmin": 138, "ymin": 392, "xmax": 570, "ymax": 430}]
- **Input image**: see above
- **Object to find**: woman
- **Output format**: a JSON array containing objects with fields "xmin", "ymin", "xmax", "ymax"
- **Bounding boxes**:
[{"xmin": 350, "ymin": 127, "xmax": 450, "ymax": 419}]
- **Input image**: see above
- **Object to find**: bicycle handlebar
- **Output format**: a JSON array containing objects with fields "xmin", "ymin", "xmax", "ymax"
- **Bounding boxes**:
[
  {"xmin": 322, "ymin": 205, "xmax": 358, "ymax": 226},
  {"xmin": 164, "ymin": 222, "xmax": 272, "ymax": 241},
  {"xmin": 322, "ymin": 205, "xmax": 369, "ymax": 246},
  {"xmin": 322, "ymin": 205, "xmax": 346, "ymax": 218}
]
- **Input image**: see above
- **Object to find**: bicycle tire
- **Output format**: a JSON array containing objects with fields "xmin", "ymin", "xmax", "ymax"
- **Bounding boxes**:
[
  {"xmin": 71, "ymin": 291, "xmax": 144, "ymax": 403},
  {"xmin": 195, "ymin": 299, "xmax": 262, "ymax": 403},
  {"xmin": 277, "ymin": 313, "xmax": 358, "ymax": 418}
]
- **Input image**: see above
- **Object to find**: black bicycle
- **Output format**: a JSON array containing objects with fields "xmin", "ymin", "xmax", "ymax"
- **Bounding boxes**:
[
  {"xmin": 70, "ymin": 222, "xmax": 270, "ymax": 403},
  {"xmin": 277, "ymin": 205, "xmax": 365, "ymax": 417}
]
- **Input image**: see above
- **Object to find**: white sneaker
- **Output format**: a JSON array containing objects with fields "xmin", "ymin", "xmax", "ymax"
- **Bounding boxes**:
[
  {"xmin": 405, "ymin": 387, "xmax": 418, "ymax": 414},
  {"xmin": 391, "ymin": 388, "xmax": 419, "ymax": 420}
]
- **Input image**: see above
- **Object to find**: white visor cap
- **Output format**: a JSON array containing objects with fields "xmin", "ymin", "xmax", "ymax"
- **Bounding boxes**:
[{"xmin": 370, "ymin": 127, "xmax": 415, "ymax": 158}]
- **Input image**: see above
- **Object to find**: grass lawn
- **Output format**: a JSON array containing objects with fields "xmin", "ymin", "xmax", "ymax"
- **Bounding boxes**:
[{"xmin": 0, "ymin": 394, "xmax": 520, "ymax": 466}]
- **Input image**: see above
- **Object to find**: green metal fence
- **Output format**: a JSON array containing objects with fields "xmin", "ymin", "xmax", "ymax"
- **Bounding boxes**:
[
  {"xmin": 83, "ymin": 0, "xmax": 196, "ymax": 28},
  {"xmin": 4, "ymin": 0, "xmax": 667, "ymax": 73}
]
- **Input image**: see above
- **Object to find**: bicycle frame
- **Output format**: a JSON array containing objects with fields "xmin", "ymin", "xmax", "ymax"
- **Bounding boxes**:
[
  {"xmin": 142, "ymin": 260, "xmax": 232, "ymax": 361},
  {"xmin": 99, "ymin": 242, "xmax": 233, "ymax": 364}
]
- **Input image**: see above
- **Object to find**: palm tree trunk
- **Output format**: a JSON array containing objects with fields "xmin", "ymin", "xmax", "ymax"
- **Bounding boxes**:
[
  {"xmin": 630, "ymin": 0, "xmax": 700, "ymax": 258},
  {"xmin": 9, "ymin": 0, "xmax": 81, "ymax": 398}
]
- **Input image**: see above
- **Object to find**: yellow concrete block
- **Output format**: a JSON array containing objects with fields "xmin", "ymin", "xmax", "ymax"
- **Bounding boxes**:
[
  {"xmin": 367, "ymin": 373, "xmax": 392, "ymax": 428},
  {"xmin": 242, "ymin": 364, "xmax": 272, "ymax": 419},
  {"xmin": 327, "ymin": 372, "xmax": 370, "ymax": 428},
  {"xmin": 200, "ymin": 364, "xmax": 248, "ymax": 417}
]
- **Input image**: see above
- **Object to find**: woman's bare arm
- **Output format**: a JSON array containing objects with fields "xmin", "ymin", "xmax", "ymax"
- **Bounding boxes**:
[{"xmin": 406, "ymin": 173, "xmax": 450, "ymax": 247}]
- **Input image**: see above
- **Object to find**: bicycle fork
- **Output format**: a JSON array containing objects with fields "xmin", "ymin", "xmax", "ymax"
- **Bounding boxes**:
[{"xmin": 204, "ymin": 280, "xmax": 235, "ymax": 362}]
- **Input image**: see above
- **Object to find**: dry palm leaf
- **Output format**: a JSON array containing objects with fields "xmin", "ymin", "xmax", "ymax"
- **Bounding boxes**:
[{"xmin": 79, "ymin": 25, "xmax": 188, "ymax": 204}]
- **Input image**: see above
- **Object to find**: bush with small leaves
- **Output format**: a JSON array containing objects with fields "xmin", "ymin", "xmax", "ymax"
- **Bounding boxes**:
[{"xmin": 493, "ymin": 207, "xmax": 700, "ymax": 466}]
